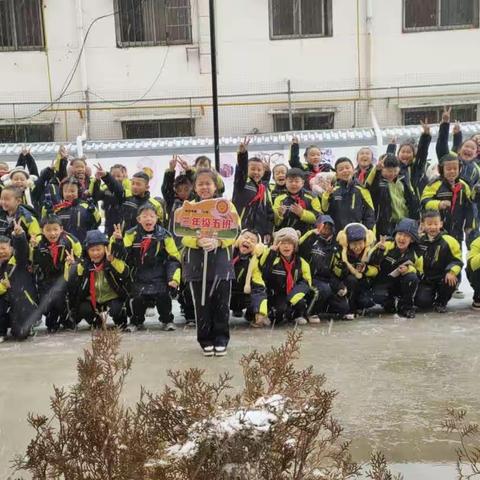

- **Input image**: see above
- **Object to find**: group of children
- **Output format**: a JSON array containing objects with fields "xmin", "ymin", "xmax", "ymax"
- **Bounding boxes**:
[{"xmin": 0, "ymin": 107, "xmax": 480, "ymax": 356}]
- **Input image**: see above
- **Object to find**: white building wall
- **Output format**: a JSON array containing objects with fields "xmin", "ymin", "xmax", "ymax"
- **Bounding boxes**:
[{"xmin": 0, "ymin": 0, "xmax": 479, "ymax": 142}]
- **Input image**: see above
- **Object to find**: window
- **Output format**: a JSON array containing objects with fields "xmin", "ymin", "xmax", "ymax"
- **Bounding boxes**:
[
  {"xmin": 402, "ymin": 105, "xmax": 478, "ymax": 125},
  {"xmin": 273, "ymin": 112, "xmax": 334, "ymax": 132},
  {"xmin": 0, "ymin": 0, "xmax": 44, "ymax": 51},
  {"xmin": 0, "ymin": 124, "xmax": 54, "ymax": 143},
  {"xmin": 269, "ymin": 0, "xmax": 333, "ymax": 39},
  {"xmin": 121, "ymin": 119, "xmax": 194, "ymax": 139},
  {"xmin": 114, "ymin": 0, "xmax": 192, "ymax": 47},
  {"xmin": 403, "ymin": 0, "xmax": 479, "ymax": 31}
]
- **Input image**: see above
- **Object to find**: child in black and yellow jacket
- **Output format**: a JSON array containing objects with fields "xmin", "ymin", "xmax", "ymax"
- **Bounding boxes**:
[
  {"xmin": 259, "ymin": 227, "xmax": 312, "ymax": 326},
  {"xmin": 322, "ymin": 157, "xmax": 376, "ymax": 233},
  {"xmin": 230, "ymin": 229, "xmax": 268, "ymax": 328},
  {"xmin": 66, "ymin": 229, "xmax": 130, "ymax": 329},
  {"xmin": 113, "ymin": 203, "xmax": 181, "ymax": 332},
  {"xmin": 181, "ymin": 169, "xmax": 240, "ymax": 357},
  {"xmin": 31, "ymin": 215, "xmax": 82, "ymax": 332},
  {"xmin": 415, "ymin": 210, "xmax": 463, "ymax": 313},
  {"xmin": 0, "ymin": 220, "xmax": 41, "ymax": 341},
  {"xmin": 466, "ymin": 233, "xmax": 480, "ymax": 310},
  {"xmin": 273, "ymin": 168, "xmax": 321, "ymax": 235},
  {"xmin": 332, "ymin": 223, "xmax": 377, "ymax": 315},
  {"xmin": 369, "ymin": 218, "xmax": 421, "ymax": 318},
  {"xmin": 299, "ymin": 215, "xmax": 349, "ymax": 320},
  {"xmin": 421, "ymin": 153, "xmax": 474, "ymax": 244},
  {"xmin": 233, "ymin": 140, "xmax": 274, "ymax": 243},
  {"xmin": 46, "ymin": 177, "xmax": 101, "ymax": 244},
  {"xmin": 366, "ymin": 154, "xmax": 419, "ymax": 237}
]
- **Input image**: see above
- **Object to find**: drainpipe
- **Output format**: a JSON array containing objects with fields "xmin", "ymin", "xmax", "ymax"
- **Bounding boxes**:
[{"xmin": 76, "ymin": 0, "xmax": 90, "ymax": 139}]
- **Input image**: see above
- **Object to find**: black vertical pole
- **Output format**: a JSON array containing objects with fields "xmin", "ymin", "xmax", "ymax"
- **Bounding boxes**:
[{"xmin": 209, "ymin": 0, "xmax": 220, "ymax": 171}]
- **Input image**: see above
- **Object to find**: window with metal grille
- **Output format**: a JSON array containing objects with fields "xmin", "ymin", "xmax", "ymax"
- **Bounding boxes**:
[
  {"xmin": 0, "ymin": 0, "xmax": 44, "ymax": 51},
  {"xmin": 403, "ymin": 0, "xmax": 479, "ymax": 31},
  {"xmin": 269, "ymin": 0, "xmax": 333, "ymax": 39},
  {"xmin": 114, "ymin": 0, "xmax": 192, "ymax": 47},
  {"xmin": 402, "ymin": 105, "xmax": 478, "ymax": 125},
  {"xmin": 0, "ymin": 124, "xmax": 54, "ymax": 143},
  {"xmin": 273, "ymin": 112, "xmax": 334, "ymax": 132},
  {"xmin": 121, "ymin": 119, "xmax": 195, "ymax": 139}
]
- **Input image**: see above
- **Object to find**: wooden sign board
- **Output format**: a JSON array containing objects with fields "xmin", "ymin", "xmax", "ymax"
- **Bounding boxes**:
[{"xmin": 174, "ymin": 199, "xmax": 239, "ymax": 239}]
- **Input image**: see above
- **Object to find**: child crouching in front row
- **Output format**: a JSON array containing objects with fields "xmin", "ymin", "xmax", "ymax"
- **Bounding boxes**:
[{"xmin": 259, "ymin": 227, "xmax": 312, "ymax": 326}]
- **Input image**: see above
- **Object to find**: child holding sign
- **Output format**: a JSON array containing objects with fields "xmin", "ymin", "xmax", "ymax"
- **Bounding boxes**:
[{"xmin": 181, "ymin": 169, "xmax": 240, "ymax": 357}]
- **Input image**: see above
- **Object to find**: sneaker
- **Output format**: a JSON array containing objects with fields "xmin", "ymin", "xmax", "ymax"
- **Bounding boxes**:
[
  {"xmin": 294, "ymin": 317, "xmax": 308, "ymax": 326},
  {"xmin": 214, "ymin": 346, "xmax": 227, "ymax": 357},
  {"xmin": 202, "ymin": 346, "xmax": 214, "ymax": 357},
  {"xmin": 472, "ymin": 301, "xmax": 480, "ymax": 311},
  {"xmin": 433, "ymin": 303, "xmax": 447, "ymax": 313},
  {"xmin": 135, "ymin": 323, "xmax": 146, "ymax": 331},
  {"xmin": 119, "ymin": 324, "xmax": 132, "ymax": 333},
  {"xmin": 232, "ymin": 310, "xmax": 244, "ymax": 318},
  {"xmin": 308, "ymin": 315, "xmax": 321, "ymax": 324},
  {"xmin": 185, "ymin": 320, "xmax": 196, "ymax": 328},
  {"xmin": 342, "ymin": 313, "xmax": 355, "ymax": 320},
  {"xmin": 398, "ymin": 309, "xmax": 416, "ymax": 319},
  {"xmin": 162, "ymin": 322, "xmax": 176, "ymax": 331},
  {"xmin": 0, "ymin": 336, "xmax": 5, "ymax": 343},
  {"xmin": 453, "ymin": 289, "xmax": 465, "ymax": 299},
  {"xmin": 28, "ymin": 327, "xmax": 36, "ymax": 338}
]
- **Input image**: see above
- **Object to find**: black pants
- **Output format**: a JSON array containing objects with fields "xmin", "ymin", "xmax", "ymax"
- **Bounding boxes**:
[
  {"xmin": 190, "ymin": 280, "xmax": 231, "ymax": 349},
  {"xmin": 373, "ymin": 273, "xmax": 419, "ymax": 312},
  {"xmin": 415, "ymin": 277, "xmax": 457, "ymax": 309},
  {"xmin": 178, "ymin": 281, "xmax": 195, "ymax": 321},
  {"xmin": 130, "ymin": 292, "xmax": 173, "ymax": 325},
  {"xmin": 39, "ymin": 279, "xmax": 69, "ymax": 330},
  {"xmin": 73, "ymin": 298, "xmax": 127, "ymax": 328},
  {"xmin": 309, "ymin": 279, "xmax": 349, "ymax": 316},
  {"xmin": 467, "ymin": 267, "xmax": 480, "ymax": 302},
  {"xmin": 268, "ymin": 295, "xmax": 307, "ymax": 325},
  {"xmin": 0, "ymin": 293, "xmax": 41, "ymax": 340},
  {"xmin": 343, "ymin": 274, "xmax": 375, "ymax": 312}
]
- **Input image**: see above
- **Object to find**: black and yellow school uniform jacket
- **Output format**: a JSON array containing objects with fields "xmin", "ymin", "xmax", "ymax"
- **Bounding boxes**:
[
  {"xmin": 421, "ymin": 177, "xmax": 474, "ymax": 241},
  {"xmin": 66, "ymin": 256, "xmax": 130, "ymax": 309},
  {"xmin": 321, "ymin": 179, "xmax": 375, "ymax": 232},
  {"xmin": 331, "ymin": 249, "xmax": 378, "ymax": 282},
  {"xmin": 289, "ymin": 142, "xmax": 333, "ymax": 190},
  {"xmin": 387, "ymin": 132, "xmax": 431, "ymax": 196},
  {"xmin": 233, "ymin": 151, "xmax": 274, "ymax": 238},
  {"xmin": 273, "ymin": 189, "xmax": 321, "ymax": 234},
  {"xmin": 0, "ymin": 205, "xmax": 41, "ymax": 241},
  {"xmin": 45, "ymin": 198, "xmax": 101, "ymax": 244},
  {"xmin": 259, "ymin": 248, "xmax": 312, "ymax": 305},
  {"xmin": 114, "ymin": 224, "xmax": 181, "ymax": 296},
  {"xmin": 161, "ymin": 169, "xmax": 195, "ymax": 246},
  {"xmin": 0, "ymin": 233, "xmax": 38, "ymax": 309},
  {"xmin": 467, "ymin": 236, "xmax": 480, "ymax": 273},
  {"xmin": 269, "ymin": 183, "xmax": 287, "ymax": 202},
  {"xmin": 102, "ymin": 174, "xmax": 164, "ymax": 231},
  {"xmin": 181, "ymin": 201, "xmax": 239, "ymax": 283},
  {"xmin": 231, "ymin": 249, "xmax": 268, "ymax": 315},
  {"xmin": 92, "ymin": 175, "xmax": 132, "ymax": 236},
  {"xmin": 369, "ymin": 239, "xmax": 422, "ymax": 280},
  {"xmin": 299, "ymin": 230, "xmax": 342, "ymax": 291},
  {"xmin": 417, "ymin": 232, "xmax": 463, "ymax": 282},
  {"xmin": 32, "ymin": 232, "xmax": 82, "ymax": 286},
  {"xmin": 366, "ymin": 167, "xmax": 420, "ymax": 237}
]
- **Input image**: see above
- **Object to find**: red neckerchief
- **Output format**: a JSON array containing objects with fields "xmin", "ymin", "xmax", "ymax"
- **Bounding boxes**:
[
  {"xmin": 308, "ymin": 165, "xmax": 320, "ymax": 185},
  {"xmin": 54, "ymin": 200, "xmax": 73, "ymax": 213},
  {"xmin": 248, "ymin": 182, "xmax": 266, "ymax": 206},
  {"xmin": 232, "ymin": 255, "xmax": 240, "ymax": 265},
  {"xmin": 281, "ymin": 255, "xmax": 296, "ymax": 294},
  {"xmin": 357, "ymin": 168, "xmax": 367, "ymax": 184},
  {"xmin": 49, "ymin": 242, "xmax": 60, "ymax": 267},
  {"xmin": 89, "ymin": 262, "xmax": 105, "ymax": 310},
  {"xmin": 140, "ymin": 236, "xmax": 153, "ymax": 264},
  {"xmin": 291, "ymin": 194, "xmax": 306, "ymax": 209},
  {"xmin": 450, "ymin": 182, "xmax": 463, "ymax": 213}
]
